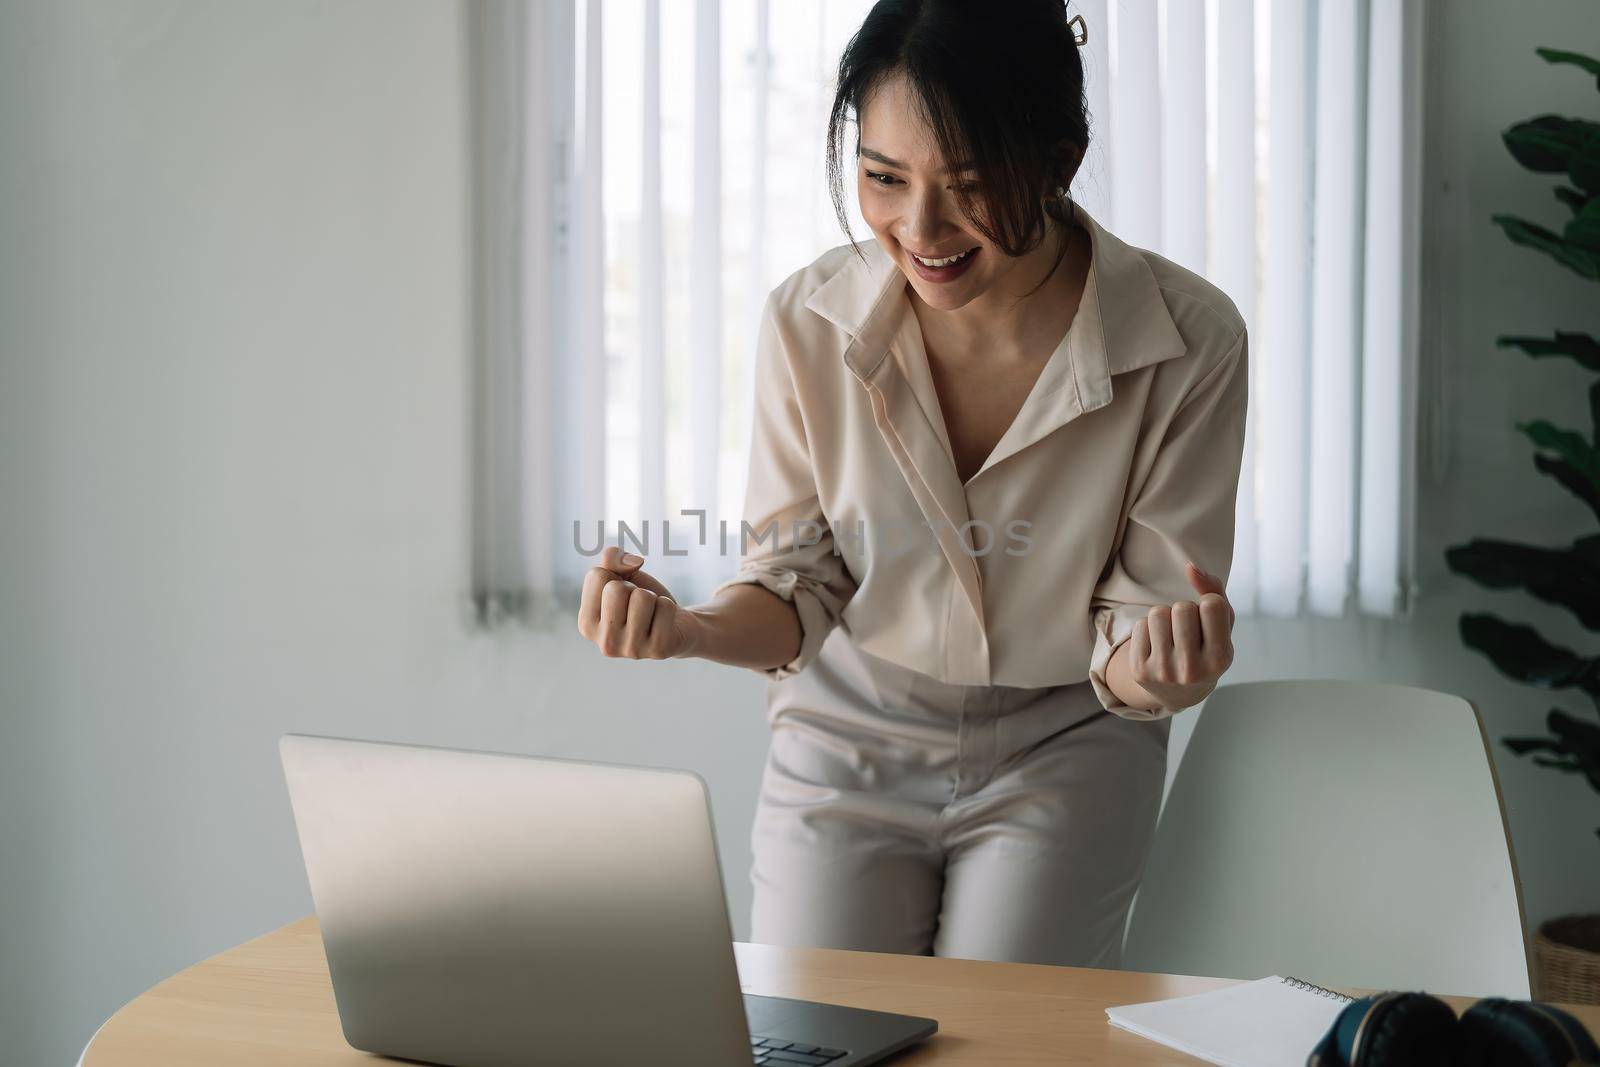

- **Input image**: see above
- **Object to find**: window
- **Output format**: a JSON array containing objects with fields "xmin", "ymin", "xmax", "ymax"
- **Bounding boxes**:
[{"xmin": 471, "ymin": 0, "xmax": 1423, "ymax": 628}]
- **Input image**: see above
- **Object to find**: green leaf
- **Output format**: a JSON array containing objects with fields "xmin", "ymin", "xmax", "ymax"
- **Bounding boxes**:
[
  {"xmin": 1459, "ymin": 613, "xmax": 1600, "ymax": 697},
  {"xmin": 1517, "ymin": 419, "xmax": 1600, "ymax": 482},
  {"xmin": 1496, "ymin": 331, "xmax": 1600, "ymax": 371},
  {"xmin": 1534, "ymin": 453, "xmax": 1600, "ymax": 524},
  {"xmin": 1576, "ymin": 132, "xmax": 1600, "ymax": 195},
  {"xmin": 1550, "ymin": 710, "xmax": 1600, "ymax": 791},
  {"xmin": 1555, "ymin": 186, "xmax": 1593, "ymax": 215},
  {"xmin": 1572, "ymin": 533, "xmax": 1600, "ymax": 568},
  {"xmin": 1537, "ymin": 47, "xmax": 1600, "ymax": 91},
  {"xmin": 1502, "ymin": 115, "xmax": 1600, "ymax": 171},
  {"xmin": 1568, "ymin": 193, "xmax": 1600, "ymax": 248},
  {"xmin": 1493, "ymin": 214, "xmax": 1600, "ymax": 278},
  {"xmin": 1506, "ymin": 736, "xmax": 1569, "ymax": 756},
  {"xmin": 1444, "ymin": 538, "xmax": 1600, "ymax": 630},
  {"xmin": 1504, "ymin": 711, "xmax": 1600, "ymax": 794}
]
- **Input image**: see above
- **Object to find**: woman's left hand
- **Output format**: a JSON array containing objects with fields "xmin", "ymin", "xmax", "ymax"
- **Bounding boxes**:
[{"xmin": 1128, "ymin": 561, "xmax": 1236, "ymax": 714}]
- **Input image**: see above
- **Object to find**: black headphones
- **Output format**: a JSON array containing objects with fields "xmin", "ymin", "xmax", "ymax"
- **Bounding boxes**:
[{"xmin": 1307, "ymin": 990, "xmax": 1600, "ymax": 1066}]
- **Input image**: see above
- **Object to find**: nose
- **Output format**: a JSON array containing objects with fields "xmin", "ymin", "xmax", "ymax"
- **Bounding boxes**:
[{"xmin": 899, "ymin": 183, "xmax": 959, "ymax": 252}]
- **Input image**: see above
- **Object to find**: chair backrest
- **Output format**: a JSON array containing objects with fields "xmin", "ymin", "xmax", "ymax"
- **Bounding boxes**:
[{"xmin": 1121, "ymin": 679, "xmax": 1531, "ymax": 999}]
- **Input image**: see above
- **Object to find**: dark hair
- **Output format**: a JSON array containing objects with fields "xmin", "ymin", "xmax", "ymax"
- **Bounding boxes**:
[{"xmin": 825, "ymin": 0, "xmax": 1091, "ymax": 286}]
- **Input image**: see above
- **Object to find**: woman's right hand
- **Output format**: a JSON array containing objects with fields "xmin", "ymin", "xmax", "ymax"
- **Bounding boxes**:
[{"xmin": 576, "ymin": 547, "xmax": 698, "ymax": 660}]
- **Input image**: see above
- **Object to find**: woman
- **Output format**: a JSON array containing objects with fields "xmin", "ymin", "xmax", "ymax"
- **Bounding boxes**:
[{"xmin": 576, "ymin": 0, "xmax": 1247, "ymax": 969}]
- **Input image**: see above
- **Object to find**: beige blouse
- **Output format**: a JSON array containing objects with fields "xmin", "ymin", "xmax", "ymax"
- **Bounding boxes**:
[{"xmin": 711, "ymin": 198, "xmax": 1249, "ymax": 721}]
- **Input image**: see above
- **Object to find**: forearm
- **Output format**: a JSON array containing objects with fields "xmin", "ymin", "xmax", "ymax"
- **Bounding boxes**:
[{"xmin": 677, "ymin": 582, "xmax": 803, "ymax": 671}]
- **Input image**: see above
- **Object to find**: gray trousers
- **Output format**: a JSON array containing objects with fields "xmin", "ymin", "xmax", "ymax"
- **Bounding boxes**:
[{"xmin": 748, "ymin": 629, "xmax": 1169, "ymax": 969}]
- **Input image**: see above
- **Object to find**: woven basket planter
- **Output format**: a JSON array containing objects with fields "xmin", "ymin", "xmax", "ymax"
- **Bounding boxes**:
[{"xmin": 1533, "ymin": 915, "xmax": 1600, "ymax": 1005}]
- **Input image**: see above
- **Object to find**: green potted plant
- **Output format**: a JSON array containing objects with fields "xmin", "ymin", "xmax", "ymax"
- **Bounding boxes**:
[{"xmin": 1444, "ymin": 46, "xmax": 1600, "ymax": 1005}]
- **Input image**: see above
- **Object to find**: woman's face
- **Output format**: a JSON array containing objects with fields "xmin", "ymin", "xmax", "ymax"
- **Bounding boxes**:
[{"xmin": 855, "ymin": 71, "xmax": 1053, "ymax": 313}]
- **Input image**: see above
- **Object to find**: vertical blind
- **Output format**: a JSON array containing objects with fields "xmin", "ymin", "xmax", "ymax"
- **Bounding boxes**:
[{"xmin": 473, "ymin": 0, "xmax": 1424, "ymax": 629}]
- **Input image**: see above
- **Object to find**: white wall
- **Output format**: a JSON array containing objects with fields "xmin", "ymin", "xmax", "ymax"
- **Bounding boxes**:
[
  {"xmin": 0, "ymin": 4, "xmax": 760, "ymax": 1064},
  {"xmin": 2, "ymin": 1, "xmax": 1598, "ymax": 1064}
]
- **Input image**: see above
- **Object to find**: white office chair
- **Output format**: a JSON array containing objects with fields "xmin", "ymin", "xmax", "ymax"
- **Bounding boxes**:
[{"xmin": 1121, "ymin": 679, "xmax": 1532, "ymax": 999}]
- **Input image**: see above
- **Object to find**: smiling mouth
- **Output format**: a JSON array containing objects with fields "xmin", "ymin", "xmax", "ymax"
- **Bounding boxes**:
[{"xmin": 909, "ymin": 247, "xmax": 978, "ymax": 268}]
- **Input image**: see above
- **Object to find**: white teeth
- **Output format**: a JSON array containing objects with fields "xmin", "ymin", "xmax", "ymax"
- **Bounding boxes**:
[{"xmin": 912, "ymin": 247, "xmax": 976, "ymax": 268}]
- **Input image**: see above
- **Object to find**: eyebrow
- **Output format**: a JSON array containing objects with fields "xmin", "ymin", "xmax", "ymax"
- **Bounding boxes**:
[{"xmin": 859, "ymin": 146, "xmax": 976, "ymax": 173}]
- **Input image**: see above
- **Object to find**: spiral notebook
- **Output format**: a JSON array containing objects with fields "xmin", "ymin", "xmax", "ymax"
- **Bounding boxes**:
[{"xmin": 1106, "ymin": 975, "xmax": 1355, "ymax": 1067}]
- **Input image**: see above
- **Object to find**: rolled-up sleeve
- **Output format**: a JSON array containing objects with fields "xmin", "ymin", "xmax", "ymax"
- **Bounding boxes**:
[
  {"xmin": 710, "ymin": 293, "xmax": 858, "ymax": 680},
  {"xmin": 1088, "ymin": 327, "xmax": 1249, "ymax": 719}
]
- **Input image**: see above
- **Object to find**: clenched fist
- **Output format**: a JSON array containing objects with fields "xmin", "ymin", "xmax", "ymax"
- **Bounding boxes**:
[
  {"xmin": 1126, "ymin": 560, "xmax": 1236, "ymax": 712},
  {"xmin": 576, "ymin": 547, "xmax": 697, "ymax": 660}
]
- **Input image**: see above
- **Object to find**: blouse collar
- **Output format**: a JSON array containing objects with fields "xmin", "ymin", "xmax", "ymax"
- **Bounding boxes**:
[{"xmin": 801, "ymin": 197, "xmax": 1188, "ymax": 414}]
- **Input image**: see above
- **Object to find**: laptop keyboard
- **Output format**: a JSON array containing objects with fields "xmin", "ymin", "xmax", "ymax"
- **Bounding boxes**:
[{"xmin": 750, "ymin": 1036, "xmax": 848, "ymax": 1065}]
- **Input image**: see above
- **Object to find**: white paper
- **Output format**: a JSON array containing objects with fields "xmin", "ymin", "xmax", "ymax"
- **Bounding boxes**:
[{"xmin": 1105, "ymin": 976, "xmax": 1349, "ymax": 1067}]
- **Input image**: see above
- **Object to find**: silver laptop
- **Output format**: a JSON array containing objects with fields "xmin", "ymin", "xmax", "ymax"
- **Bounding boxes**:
[{"xmin": 279, "ymin": 734, "xmax": 937, "ymax": 1067}]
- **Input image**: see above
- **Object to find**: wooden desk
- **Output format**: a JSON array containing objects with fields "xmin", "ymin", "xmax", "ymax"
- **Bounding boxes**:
[{"xmin": 82, "ymin": 917, "xmax": 1600, "ymax": 1065}]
